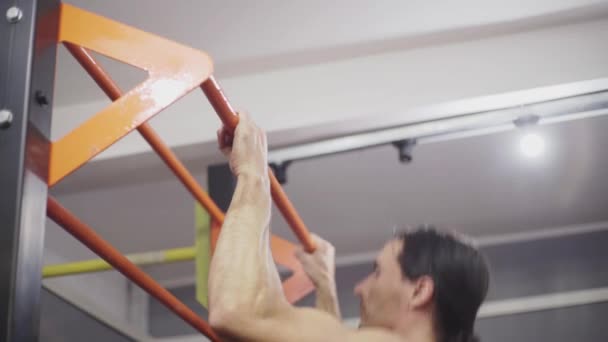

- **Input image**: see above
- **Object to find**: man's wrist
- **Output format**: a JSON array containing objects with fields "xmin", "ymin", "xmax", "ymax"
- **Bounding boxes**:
[
  {"xmin": 229, "ymin": 171, "xmax": 271, "ymax": 222},
  {"xmin": 237, "ymin": 170, "xmax": 269, "ymax": 187},
  {"xmin": 314, "ymin": 273, "xmax": 337, "ymax": 291}
]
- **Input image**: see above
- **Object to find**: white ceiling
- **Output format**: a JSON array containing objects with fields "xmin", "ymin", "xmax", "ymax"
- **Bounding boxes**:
[
  {"xmin": 63, "ymin": 0, "xmax": 604, "ymax": 62},
  {"xmin": 55, "ymin": 0, "xmax": 608, "ymax": 107}
]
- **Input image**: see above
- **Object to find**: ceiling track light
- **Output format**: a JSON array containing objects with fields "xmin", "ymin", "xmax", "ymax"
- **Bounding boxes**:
[
  {"xmin": 268, "ymin": 83, "xmax": 608, "ymax": 165},
  {"xmin": 519, "ymin": 133, "xmax": 545, "ymax": 158},
  {"xmin": 513, "ymin": 114, "xmax": 541, "ymax": 128},
  {"xmin": 392, "ymin": 139, "xmax": 417, "ymax": 163},
  {"xmin": 269, "ymin": 161, "xmax": 292, "ymax": 185}
]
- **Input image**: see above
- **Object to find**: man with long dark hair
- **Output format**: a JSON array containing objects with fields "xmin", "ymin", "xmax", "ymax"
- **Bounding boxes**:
[{"xmin": 209, "ymin": 113, "xmax": 490, "ymax": 342}]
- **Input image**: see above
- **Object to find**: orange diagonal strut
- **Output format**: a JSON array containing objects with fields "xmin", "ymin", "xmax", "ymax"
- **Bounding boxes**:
[
  {"xmin": 50, "ymin": 3, "xmax": 214, "ymax": 186},
  {"xmin": 201, "ymin": 78, "xmax": 317, "ymax": 253},
  {"xmin": 47, "ymin": 197, "xmax": 221, "ymax": 342},
  {"xmin": 63, "ymin": 42, "xmax": 313, "ymax": 303},
  {"xmin": 52, "ymin": 3, "xmax": 315, "ymax": 254}
]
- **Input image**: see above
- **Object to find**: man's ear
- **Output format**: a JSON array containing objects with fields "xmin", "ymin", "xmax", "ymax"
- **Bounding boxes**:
[{"xmin": 411, "ymin": 275, "xmax": 434, "ymax": 308}]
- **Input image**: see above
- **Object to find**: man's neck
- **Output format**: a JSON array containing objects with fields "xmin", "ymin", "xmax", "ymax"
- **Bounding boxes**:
[{"xmin": 393, "ymin": 317, "xmax": 436, "ymax": 342}]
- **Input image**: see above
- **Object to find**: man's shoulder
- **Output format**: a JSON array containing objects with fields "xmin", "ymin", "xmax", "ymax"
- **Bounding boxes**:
[
  {"xmin": 346, "ymin": 327, "xmax": 403, "ymax": 342},
  {"xmin": 285, "ymin": 308, "xmax": 401, "ymax": 341}
]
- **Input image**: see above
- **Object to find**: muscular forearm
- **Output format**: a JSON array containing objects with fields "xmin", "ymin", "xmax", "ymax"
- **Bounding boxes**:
[
  {"xmin": 315, "ymin": 278, "xmax": 342, "ymax": 319},
  {"xmin": 209, "ymin": 173, "xmax": 287, "ymax": 320}
]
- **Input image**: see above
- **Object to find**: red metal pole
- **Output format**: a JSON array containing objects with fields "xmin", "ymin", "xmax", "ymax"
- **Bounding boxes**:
[
  {"xmin": 200, "ymin": 77, "xmax": 239, "ymax": 130},
  {"xmin": 46, "ymin": 197, "xmax": 221, "ymax": 342},
  {"xmin": 63, "ymin": 43, "xmax": 225, "ymax": 224},
  {"xmin": 65, "ymin": 42, "xmax": 315, "ymax": 252},
  {"xmin": 201, "ymin": 77, "xmax": 316, "ymax": 253}
]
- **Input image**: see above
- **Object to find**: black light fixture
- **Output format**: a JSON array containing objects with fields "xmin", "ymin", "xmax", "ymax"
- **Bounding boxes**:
[
  {"xmin": 269, "ymin": 161, "xmax": 292, "ymax": 185},
  {"xmin": 513, "ymin": 114, "xmax": 540, "ymax": 128},
  {"xmin": 392, "ymin": 139, "xmax": 416, "ymax": 163}
]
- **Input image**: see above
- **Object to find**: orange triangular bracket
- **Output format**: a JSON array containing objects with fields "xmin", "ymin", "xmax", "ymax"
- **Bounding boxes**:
[
  {"xmin": 51, "ymin": 3, "xmax": 314, "ymax": 305},
  {"xmin": 49, "ymin": 4, "xmax": 213, "ymax": 186},
  {"xmin": 270, "ymin": 235, "xmax": 315, "ymax": 303},
  {"xmin": 210, "ymin": 219, "xmax": 314, "ymax": 304}
]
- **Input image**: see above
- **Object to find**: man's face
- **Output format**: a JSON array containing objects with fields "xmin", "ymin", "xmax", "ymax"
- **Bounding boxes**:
[{"xmin": 354, "ymin": 239, "xmax": 414, "ymax": 329}]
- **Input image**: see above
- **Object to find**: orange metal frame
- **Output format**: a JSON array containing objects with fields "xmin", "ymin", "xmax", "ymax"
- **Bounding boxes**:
[{"xmin": 47, "ymin": 4, "xmax": 316, "ymax": 340}]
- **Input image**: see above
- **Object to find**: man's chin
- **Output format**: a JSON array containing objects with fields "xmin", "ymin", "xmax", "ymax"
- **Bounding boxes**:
[{"xmin": 358, "ymin": 317, "xmax": 383, "ymax": 330}]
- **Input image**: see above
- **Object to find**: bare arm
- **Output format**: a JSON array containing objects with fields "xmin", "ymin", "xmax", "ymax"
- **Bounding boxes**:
[
  {"xmin": 208, "ymin": 113, "xmax": 287, "ymax": 323},
  {"xmin": 296, "ymin": 235, "xmax": 342, "ymax": 319},
  {"xmin": 314, "ymin": 278, "xmax": 341, "ymax": 318},
  {"xmin": 208, "ymin": 113, "xmax": 398, "ymax": 342},
  {"xmin": 216, "ymin": 306, "xmax": 400, "ymax": 342}
]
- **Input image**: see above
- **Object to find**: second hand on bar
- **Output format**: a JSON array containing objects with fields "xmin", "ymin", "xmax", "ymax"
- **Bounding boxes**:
[{"xmin": 201, "ymin": 77, "xmax": 317, "ymax": 253}]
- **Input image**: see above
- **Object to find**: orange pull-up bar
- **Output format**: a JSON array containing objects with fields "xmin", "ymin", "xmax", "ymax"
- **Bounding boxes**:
[
  {"xmin": 63, "ymin": 43, "xmax": 315, "ymax": 253},
  {"xmin": 47, "ymin": 5, "xmax": 315, "ymax": 341},
  {"xmin": 64, "ymin": 43, "xmax": 226, "ymax": 223},
  {"xmin": 201, "ymin": 79, "xmax": 316, "ymax": 253}
]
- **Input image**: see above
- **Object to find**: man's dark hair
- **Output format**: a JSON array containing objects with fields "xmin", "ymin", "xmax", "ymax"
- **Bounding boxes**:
[{"xmin": 398, "ymin": 227, "xmax": 489, "ymax": 342}]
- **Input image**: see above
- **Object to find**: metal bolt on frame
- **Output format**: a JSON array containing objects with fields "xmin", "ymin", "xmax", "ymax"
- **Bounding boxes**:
[{"xmin": 6, "ymin": 6, "xmax": 23, "ymax": 23}]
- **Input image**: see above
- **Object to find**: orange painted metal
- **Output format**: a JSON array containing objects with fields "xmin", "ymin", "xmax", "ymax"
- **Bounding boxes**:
[
  {"xmin": 210, "ymin": 220, "xmax": 221, "ymax": 254},
  {"xmin": 201, "ymin": 78, "xmax": 317, "ymax": 253},
  {"xmin": 63, "ymin": 43, "xmax": 313, "ymax": 303},
  {"xmin": 139, "ymin": 124, "xmax": 227, "ymax": 223},
  {"xmin": 42, "ymin": 2, "xmax": 319, "ymax": 338},
  {"xmin": 49, "ymin": 3, "xmax": 214, "ymax": 186},
  {"xmin": 63, "ymin": 43, "xmax": 225, "ymax": 224},
  {"xmin": 53, "ymin": 3, "xmax": 315, "ymax": 256},
  {"xmin": 268, "ymin": 174, "xmax": 316, "ymax": 253},
  {"xmin": 200, "ymin": 78, "xmax": 239, "ymax": 130},
  {"xmin": 269, "ymin": 235, "xmax": 315, "ymax": 303},
  {"xmin": 63, "ymin": 42, "xmax": 122, "ymax": 99},
  {"xmin": 46, "ymin": 197, "xmax": 221, "ymax": 342}
]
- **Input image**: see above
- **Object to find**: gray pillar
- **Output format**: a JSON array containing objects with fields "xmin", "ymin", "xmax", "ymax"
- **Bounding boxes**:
[{"xmin": 0, "ymin": 0, "xmax": 59, "ymax": 340}]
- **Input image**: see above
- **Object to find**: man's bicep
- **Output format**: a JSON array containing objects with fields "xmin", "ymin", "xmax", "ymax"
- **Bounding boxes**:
[
  {"xmin": 220, "ymin": 307, "xmax": 350, "ymax": 342},
  {"xmin": 259, "ymin": 309, "xmax": 401, "ymax": 342},
  {"xmin": 217, "ymin": 307, "xmax": 400, "ymax": 342}
]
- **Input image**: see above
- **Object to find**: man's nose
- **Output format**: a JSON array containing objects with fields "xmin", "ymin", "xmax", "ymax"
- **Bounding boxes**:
[{"xmin": 354, "ymin": 279, "xmax": 365, "ymax": 297}]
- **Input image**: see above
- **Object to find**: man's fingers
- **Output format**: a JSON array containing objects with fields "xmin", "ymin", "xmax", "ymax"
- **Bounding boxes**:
[
  {"xmin": 237, "ymin": 110, "xmax": 250, "ymax": 123},
  {"xmin": 217, "ymin": 127, "xmax": 235, "ymax": 162},
  {"xmin": 295, "ymin": 247, "xmax": 304, "ymax": 260},
  {"xmin": 223, "ymin": 131, "xmax": 233, "ymax": 147},
  {"xmin": 217, "ymin": 127, "xmax": 233, "ymax": 148},
  {"xmin": 234, "ymin": 111, "xmax": 265, "ymax": 141},
  {"xmin": 295, "ymin": 248, "xmax": 312, "ymax": 265},
  {"xmin": 216, "ymin": 129, "xmax": 224, "ymax": 148}
]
